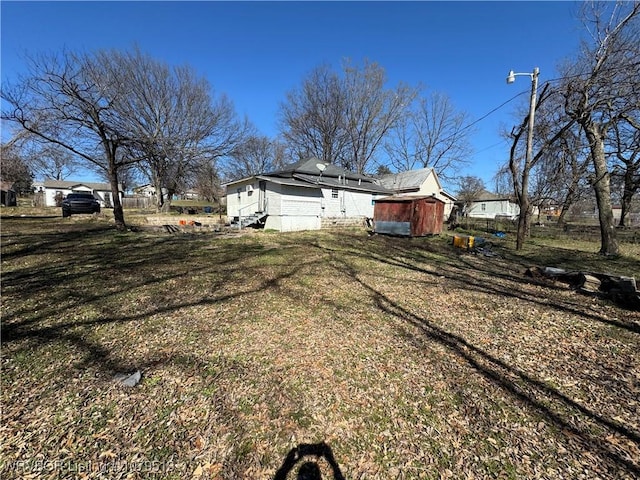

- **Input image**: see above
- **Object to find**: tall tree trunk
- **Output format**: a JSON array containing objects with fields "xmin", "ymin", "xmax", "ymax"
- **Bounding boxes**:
[
  {"xmin": 618, "ymin": 169, "xmax": 634, "ymax": 227},
  {"xmin": 107, "ymin": 166, "xmax": 126, "ymax": 231},
  {"xmin": 153, "ymin": 176, "xmax": 165, "ymax": 213},
  {"xmin": 584, "ymin": 125, "xmax": 619, "ymax": 255},
  {"xmin": 557, "ymin": 176, "xmax": 581, "ymax": 227}
]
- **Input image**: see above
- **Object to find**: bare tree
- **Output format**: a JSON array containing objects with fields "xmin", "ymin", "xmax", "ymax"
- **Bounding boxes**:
[
  {"xmin": 508, "ymin": 83, "xmax": 576, "ymax": 249},
  {"xmin": 193, "ymin": 159, "xmax": 223, "ymax": 203},
  {"xmin": 385, "ymin": 91, "xmax": 474, "ymax": 180},
  {"xmin": 278, "ymin": 64, "xmax": 349, "ymax": 165},
  {"xmin": 223, "ymin": 135, "xmax": 286, "ymax": 181},
  {"xmin": 609, "ymin": 113, "xmax": 640, "ymax": 226},
  {"xmin": 455, "ymin": 175, "xmax": 485, "ymax": 217},
  {"xmin": 0, "ymin": 142, "xmax": 33, "ymax": 195},
  {"xmin": 493, "ymin": 164, "xmax": 513, "ymax": 197},
  {"xmin": 109, "ymin": 48, "xmax": 246, "ymax": 212},
  {"xmin": 342, "ymin": 59, "xmax": 415, "ymax": 173},
  {"xmin": 24, "ymin": 140, "xmax": 80, "ymax": 181},
  {"xmin": 562, "ymin": 1, "xmax": 640, "ymax": 254},
  {"xmin": 2, "ymin": 50, "xmax": 137, "ymax": 229},
  {"xmin": 278, "ymin": 60, "xmax": 416, "ymax": 174},
  {"xmin": 540, "ymin": 127, "xmax": 591, "ymax": 226}
]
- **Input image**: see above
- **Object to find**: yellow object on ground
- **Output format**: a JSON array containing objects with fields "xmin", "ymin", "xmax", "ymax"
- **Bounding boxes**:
[{"xmin": 453, "ymin": 235, "xmax": 474, "ymax": 249}]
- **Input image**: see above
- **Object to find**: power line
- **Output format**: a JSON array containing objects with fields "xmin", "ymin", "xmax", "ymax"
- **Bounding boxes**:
[
  {"xmin": 436, "ymin": 89, "xmax": 529, "ymax": 146},
  {"xmin": 458, "ymin": 90, "xmax": 529, "ymax": 134}
]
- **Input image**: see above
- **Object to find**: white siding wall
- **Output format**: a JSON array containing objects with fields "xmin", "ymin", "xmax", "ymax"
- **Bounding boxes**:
[
  {"xmin": 262, "ymin": 184, "xmax": 322, "ymax": 232},
  {"xmin": 320, "ymin": 188, "xmax": 376, "ymax": 218},
  {"xmin": 468, "ymin": 200, "xmax": 520, "ymax": 219},
  {"xmin": 228, "ymin": 180, "xmax": 380, "ymax": 231},
  {"xmin": 226, "ymin": 180, "xmax": 260, "ymax": 218},
  {"xmin": 280, "ymin": 186, "xmax": 322, "ymax": 219},
  {"xmin": 264, "ymin": 183, "xmax": 281, "ymax": 216}
]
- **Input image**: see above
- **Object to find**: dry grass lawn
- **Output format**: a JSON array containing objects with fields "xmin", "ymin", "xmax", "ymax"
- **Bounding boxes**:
[{"xmin": 1, "ymin": 215, "xmax": 639, "ymax": 479}]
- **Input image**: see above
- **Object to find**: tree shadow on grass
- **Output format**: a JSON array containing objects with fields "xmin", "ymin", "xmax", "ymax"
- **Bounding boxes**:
[
  {"xmin": 333, "ymin": 232, "xmax": 640, "ymax": 333},
  {"xmin": 319, "ymin": 240, "xmax": 640, "ymax": 477}
]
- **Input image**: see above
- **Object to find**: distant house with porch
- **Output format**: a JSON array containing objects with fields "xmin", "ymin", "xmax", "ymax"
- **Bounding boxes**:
[
  {"xmin": 378, "ymin": 168, "xmax": 456, "ymax": 219},
  {"xmin": 224, "ymin": 158, "xmax": 392, "ymax": 232},
  {"xmin": 33, "ymin": 180, "xmax": 122, "ymax": 208}
]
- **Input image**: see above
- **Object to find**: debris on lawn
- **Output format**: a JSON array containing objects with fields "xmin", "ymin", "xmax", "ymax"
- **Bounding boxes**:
[
  {"xmin": 525, "ymin": 266, "xmax": 640, "ymax": 309},
  {"xmin": 452, "ymin": 235, "xmax": 500, "ymax": 257},
  {"xmin": 114, "ymin": 370, "xmax": 142, "ymax": 387}
]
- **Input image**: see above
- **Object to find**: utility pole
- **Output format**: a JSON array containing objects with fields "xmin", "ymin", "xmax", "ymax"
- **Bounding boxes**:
[{"xmin": 507, "ymin": 67, "xmax": 539, "ymax": 250}]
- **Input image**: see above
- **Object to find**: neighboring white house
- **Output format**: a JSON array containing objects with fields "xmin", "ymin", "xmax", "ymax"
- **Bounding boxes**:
[
  {"xmin": 223, "ymin": 158, "xmax": 392, "ymax": 232},
  {"xmin": 33, "ymin": 180, "xmax": 123, "ymax": 208},
  {"xmin": 378, "ymin": 168, "xmax": 456, "ymax": 219},
  {"xmin": 465, "ymin": 191, "xmax": 520, "ymax": 219}
]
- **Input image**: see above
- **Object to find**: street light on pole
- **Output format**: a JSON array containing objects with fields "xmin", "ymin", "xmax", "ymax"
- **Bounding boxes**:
[{"xmin": 506, "ymin": 67, "xmax": 539, "ymax": 250}]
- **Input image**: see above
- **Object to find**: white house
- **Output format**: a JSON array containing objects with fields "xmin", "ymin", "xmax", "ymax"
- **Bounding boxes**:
[
  {"xmin": 378, "ymin": 168, "xmax": 456, "ymax": 219},
  {"xmin": 465, "ymin": 191, "xmax": 520, "ymax": 219},
  {"xmin": 33, "ymin": 180, "xmax": 123, "ymax": 208},
  {"xmin": 224, "ymin": 158, "xmax": 392, "ymax": 232}
]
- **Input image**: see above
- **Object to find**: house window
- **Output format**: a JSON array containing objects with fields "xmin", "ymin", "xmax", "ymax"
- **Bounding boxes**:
[
  {"xmin": 331, "ymin": 189, "xmax": 339, "ymax": 199},
  {"xmin": 481, "ymin": 203, "xmax": 486, "ymax": 211}
]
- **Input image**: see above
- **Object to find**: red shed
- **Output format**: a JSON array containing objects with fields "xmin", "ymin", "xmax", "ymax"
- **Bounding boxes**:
[{"xmin": 373, "ymin": 195, "xmax": 444, "ymax": 237}]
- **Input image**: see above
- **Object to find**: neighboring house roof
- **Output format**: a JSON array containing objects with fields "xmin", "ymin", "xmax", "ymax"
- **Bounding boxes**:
[
  {"xmin": 379, "ymin": 168, "xmax": 439, "ymax": 193},
  {"xmin": 473, "ymin": 190, "xmax": 516, "ymax": 202},
  {"xmin": 439, "ymin": 190, "xmax": 457, "ymax": 202},
  {"xmin": 41, "ymin": 180, "xmax": 120, "ymax": 191},
  {"xmin": 225, "ymin": 157, "xmax": 393, "ymax": 195},
  {"xmin": 378, "ymin": 167, "xmax": 457, "ymax": 201}
]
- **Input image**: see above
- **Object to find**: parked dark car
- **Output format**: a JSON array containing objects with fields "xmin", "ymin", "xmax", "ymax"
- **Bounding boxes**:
[{"xmin": 61, "ymin": 193, "xmax": 101, "ymax": 217}]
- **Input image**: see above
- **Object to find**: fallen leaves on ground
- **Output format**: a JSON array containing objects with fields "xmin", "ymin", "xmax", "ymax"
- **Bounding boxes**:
[{"xmin": 1, "ymin": 218, "xmax": 639, "ymax": 479}]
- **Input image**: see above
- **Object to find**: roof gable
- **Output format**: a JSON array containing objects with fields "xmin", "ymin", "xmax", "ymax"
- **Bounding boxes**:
[{"xmin": 379, "ymin": 168, "xmax": 441, "ymax": 192}]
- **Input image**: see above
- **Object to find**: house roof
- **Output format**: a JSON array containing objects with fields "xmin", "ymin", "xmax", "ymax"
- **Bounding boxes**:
[
  {"xmin": 225, "ymin": 157, "xmax": 393, "ymax": 195},
  {"xmin": 41, "ymin": 180, "xmax": 119, "ymax": 191},
  {"xmin": 378, "ymin": 168, "xmax": 440, "ymax": 193},
  {"xmin": 474, "ymin": 190, "xmax": 515, "ymax": 202},
  {"xmin": 266, "ymin": 157, "xmax": 373, "ymax": 182}
]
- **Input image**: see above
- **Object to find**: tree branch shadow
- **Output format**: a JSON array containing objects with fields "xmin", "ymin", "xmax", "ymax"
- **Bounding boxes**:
[{"xmin": 325, "ymin": 248, "xmax": 640, "ymax": 476}]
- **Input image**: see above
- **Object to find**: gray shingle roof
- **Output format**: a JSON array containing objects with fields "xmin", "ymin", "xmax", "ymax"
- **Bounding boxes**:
[{"xmin": 227, "ymin": 157, "xmax": 392, "ymax": 194}]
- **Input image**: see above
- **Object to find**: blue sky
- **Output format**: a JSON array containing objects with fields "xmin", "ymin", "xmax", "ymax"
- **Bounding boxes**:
[{"xmin": 1, "ymin": 1, "xmax": 586, "ymax": 190}]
